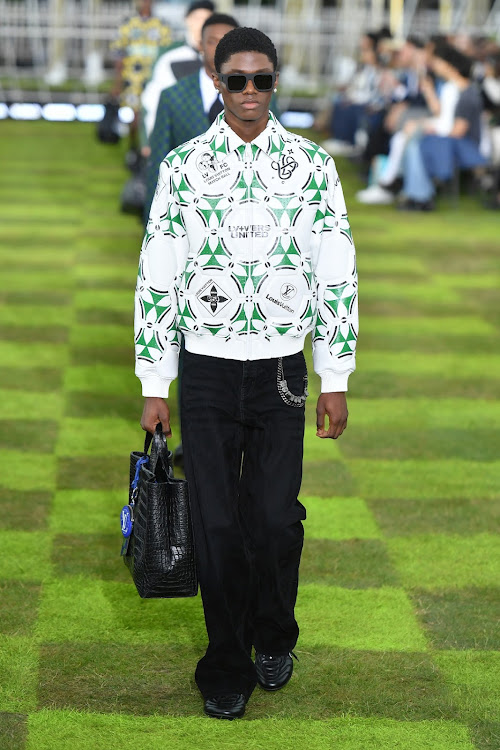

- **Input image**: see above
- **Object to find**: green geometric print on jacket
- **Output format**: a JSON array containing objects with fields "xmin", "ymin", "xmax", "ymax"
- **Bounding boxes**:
[{"xmin": 135, "ymin": 112, "xmax": 358, "ymax": 398}]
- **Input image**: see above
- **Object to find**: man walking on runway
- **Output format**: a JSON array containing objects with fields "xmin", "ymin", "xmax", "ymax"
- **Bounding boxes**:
[{"xmin": 135, "ymin": 27, "xmax": 358, "ymax": 720}]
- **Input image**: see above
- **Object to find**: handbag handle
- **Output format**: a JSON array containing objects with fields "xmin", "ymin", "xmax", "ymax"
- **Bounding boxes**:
[
  {"xmin": 144, "ymin": 424, "xmax": 173, "ymax": 477},
  {"xmin": 143, "ymin": 423, "xmax": 168, "ymax": 451}
]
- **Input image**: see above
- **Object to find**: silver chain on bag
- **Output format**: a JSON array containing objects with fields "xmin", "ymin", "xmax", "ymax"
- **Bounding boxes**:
[{"xmin": 277, "ymin": 356, "xmax": 309, "ymax": 407}]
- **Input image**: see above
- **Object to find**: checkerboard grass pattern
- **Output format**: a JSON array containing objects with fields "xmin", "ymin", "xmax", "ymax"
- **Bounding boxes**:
[{"xmin": 0, "ymin": 121, "xmax": 499, "ymax": 750}]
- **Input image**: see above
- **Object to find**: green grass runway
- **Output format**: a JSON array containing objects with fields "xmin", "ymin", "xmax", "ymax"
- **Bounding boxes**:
[{"xmin": 0, "ymin": 121, "xmax": 499, "ymax": 750}]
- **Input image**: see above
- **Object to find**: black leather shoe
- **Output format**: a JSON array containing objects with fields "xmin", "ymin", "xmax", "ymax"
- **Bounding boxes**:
[
  {"xmin": 204, "ymin": 693, "xmax": 246, "ymax": 719},
  {"xmin": 255, "ymin": 652, "xmax": 295, "ymax": 691}
]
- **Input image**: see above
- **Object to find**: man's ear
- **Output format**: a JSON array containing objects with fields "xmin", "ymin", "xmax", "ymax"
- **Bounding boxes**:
[{"xmin": 212, "ymin": 72, "xmax": 220, "ymax": 91}]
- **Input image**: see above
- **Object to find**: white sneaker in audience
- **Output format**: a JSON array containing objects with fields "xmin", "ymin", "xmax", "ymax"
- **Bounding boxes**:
[
  {"xmin": 355, "ymin": 184, "xmax": 395, "ymax": 204},
  {"xmin": 322, "ymin": 138, "xmax": 357, "ymax": 156}
]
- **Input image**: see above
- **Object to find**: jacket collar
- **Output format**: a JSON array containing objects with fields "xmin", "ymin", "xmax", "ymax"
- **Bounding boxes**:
[{"xmin": 207, "ymin": 111, "xmax": 288, "ymax": 162}]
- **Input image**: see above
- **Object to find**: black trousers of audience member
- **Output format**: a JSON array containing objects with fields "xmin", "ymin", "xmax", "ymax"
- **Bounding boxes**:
[
  {"xmin": 180, "ymin": 350, "xmax": 307, "ymax": 700},
  {"xmin": 363, "ymin": 119, "xmax": 391, "ymax": 164}
]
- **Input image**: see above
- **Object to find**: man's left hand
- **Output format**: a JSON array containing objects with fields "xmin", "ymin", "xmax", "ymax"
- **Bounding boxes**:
[{"xmin": 316, "ymin": 392, "xmax": 348, "ymax": 439}]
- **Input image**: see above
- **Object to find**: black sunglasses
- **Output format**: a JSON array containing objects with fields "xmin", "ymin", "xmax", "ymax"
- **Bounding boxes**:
[{"xmin": 218, "ymin": 72, "xmax": 276, "ymax": 93}]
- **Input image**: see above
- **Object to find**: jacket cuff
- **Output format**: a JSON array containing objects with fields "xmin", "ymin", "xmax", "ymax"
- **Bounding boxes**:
[
  {"xmin": 319, "ymin": 370, "xmax": 350, "ymax": 393},
  {"xmin": 140, "ymin": 376, "xmax": 174, "ymax": 398}
]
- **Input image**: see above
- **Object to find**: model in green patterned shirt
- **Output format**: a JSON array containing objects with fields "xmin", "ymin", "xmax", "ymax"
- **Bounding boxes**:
[{"xmin": 137, "ymin": 27, "xmax": 357, "ymax": 721}]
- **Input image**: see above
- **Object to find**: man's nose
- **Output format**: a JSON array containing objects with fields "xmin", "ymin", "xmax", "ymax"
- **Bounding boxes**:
[{"xmin": 243, "ymin": 78, "xmax": 257, "ymax": 94}]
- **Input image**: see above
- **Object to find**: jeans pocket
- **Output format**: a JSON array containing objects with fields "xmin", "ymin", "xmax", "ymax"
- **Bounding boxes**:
[{"xmin": 276, "ymin": 355, "xmax": 308, "ymax": 408}]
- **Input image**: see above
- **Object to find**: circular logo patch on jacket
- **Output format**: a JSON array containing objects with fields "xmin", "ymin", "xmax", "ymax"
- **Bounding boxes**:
[{"xmin": 280, "ymin": 282, "xmax": 297, "ymax": 300}]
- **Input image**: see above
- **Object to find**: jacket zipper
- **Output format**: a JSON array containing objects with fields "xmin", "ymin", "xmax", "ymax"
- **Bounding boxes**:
[{"xmin": 244, "ymin": 142, "xmax": 253, "ymax": 360}]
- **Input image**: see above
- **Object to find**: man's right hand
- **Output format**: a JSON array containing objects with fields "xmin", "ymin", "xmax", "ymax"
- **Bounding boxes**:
[{"xmin": 140, "ymin": 397, "xmax": 172, "ymax": 436}]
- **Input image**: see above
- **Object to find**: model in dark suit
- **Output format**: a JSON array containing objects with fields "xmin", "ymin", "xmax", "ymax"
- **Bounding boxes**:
[
  {"xmin": 145, "ymin": 14, "xmax": 239, "ymax": 221},
  {"xmin": 146, "ymin": 72, "xmax": 211, "ymax": 219}
]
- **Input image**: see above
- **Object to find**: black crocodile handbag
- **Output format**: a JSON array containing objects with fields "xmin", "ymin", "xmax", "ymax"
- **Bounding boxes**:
[{"xmin": 120, "ymin": 425, "xmax": 198, "ymax": 598}]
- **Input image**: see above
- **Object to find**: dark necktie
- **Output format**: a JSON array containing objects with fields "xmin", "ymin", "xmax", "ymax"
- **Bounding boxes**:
[{"xmin": 208, "ymin": 95, "xmax": 224, "ymax": 124}]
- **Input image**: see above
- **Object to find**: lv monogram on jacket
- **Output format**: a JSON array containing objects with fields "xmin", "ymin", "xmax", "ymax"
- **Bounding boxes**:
[{"xmin": 135, "ymin": 112, "xmax": 358, "ymax": 398}]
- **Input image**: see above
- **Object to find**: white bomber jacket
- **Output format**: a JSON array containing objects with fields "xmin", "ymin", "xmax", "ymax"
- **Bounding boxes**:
[{"xmin": 135, "ymin": 112, "xmax": 358, "ymax": 396}]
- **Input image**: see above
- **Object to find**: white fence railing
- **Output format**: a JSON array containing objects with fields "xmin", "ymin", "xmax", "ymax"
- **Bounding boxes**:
[{"xmin": 0, "ymin": 1, "xmax": 497, "ymax": 102}]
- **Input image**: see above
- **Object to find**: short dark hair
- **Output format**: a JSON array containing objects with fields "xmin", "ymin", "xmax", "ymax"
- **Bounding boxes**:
[
  {"xmin": 434, "ymin": 42, "xmax": 472, "ymax": 79},
  {"xmin": 407, "ymin": 34, "xmax": 426, "ymax": 50},
  {"xmin": 185, "ymin": 0, "xmax": 215, "ymax": 17},
  {"xmin": 449, "ymin": 48, "xmax": 473, "ymax": 79},
  {"xmin": 366, "ymin": 26, "xmax": 392, "ymax": 50},
  {"xmin": 214, "ymin": 27, "xmax": 278, "ymax": 73},
  {"xmin": 202, "ymin": 13, "xmax": 239, "ymax": 37}
]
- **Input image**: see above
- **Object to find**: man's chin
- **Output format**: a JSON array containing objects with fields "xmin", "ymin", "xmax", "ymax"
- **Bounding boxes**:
[{"xmin": 235, "ymin": 107, "xmax": 266, "ymax": 122}]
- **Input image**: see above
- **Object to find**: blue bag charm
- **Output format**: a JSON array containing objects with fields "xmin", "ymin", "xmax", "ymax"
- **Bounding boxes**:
[
  {"xmin": 120, "ymin": 455, "xmax": 149, "ymax": 544},
  {"xmin": 120, "ymin": 505, "xmax": 134, "ymax": 538}
]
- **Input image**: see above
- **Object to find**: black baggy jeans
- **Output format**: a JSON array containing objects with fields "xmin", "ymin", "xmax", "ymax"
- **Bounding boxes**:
[{"xmin": 180, "ymin": 350, "xmax": 307, "ymax": 700}]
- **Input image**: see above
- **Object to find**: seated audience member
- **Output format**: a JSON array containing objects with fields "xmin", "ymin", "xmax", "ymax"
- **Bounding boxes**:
[
  {"xmin": 323, "ymin": 27, "xmax": 393, "ymax": 155},
  {"xmin": 358, "ymin": 41, "xmax": 459, "ymax": 204},
  {"xmin": 479, "ymin": 50, "xmax": 500, "ymax": 208},
  {"xmin": 362, "ymin": 36, "xmax": 433, "ymax": 167},
  {"xmin": 481, "ymin": 52, "xmax": 500, "ymax": 113},
  {"xmin": 358, "ymin": 37, "xmax": 441, "ymax": 202},
  {"xmin": 401, "ymin": 45, "xmax": 487, "ymax": 210},
  {"xmin": 141, "ymin": 1, "xmax": 216, "ymax": 140},
  {"xmin": 357, "ymin": 42, "xmax": 486, "ymax": 209},
  {"xmin": 481, "ymin": 50, "xmax": 500, "ymax": 146}
]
